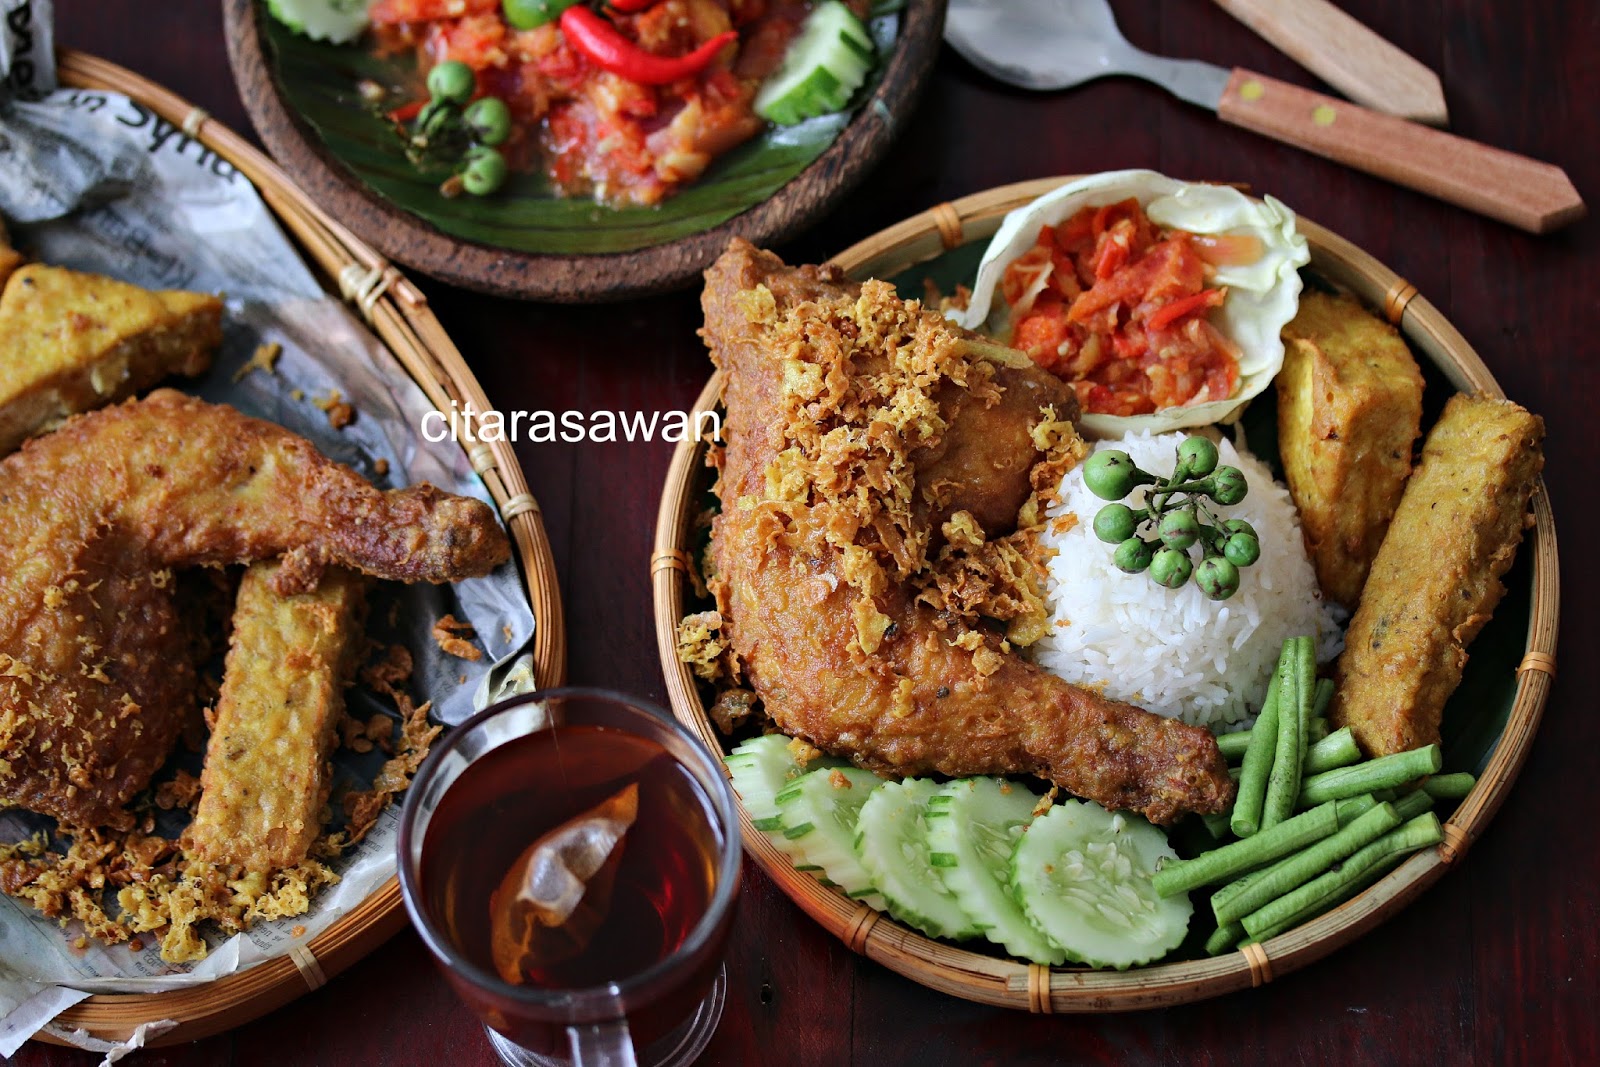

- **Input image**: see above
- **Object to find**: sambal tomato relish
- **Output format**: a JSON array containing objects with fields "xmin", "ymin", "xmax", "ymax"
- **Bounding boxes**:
[
  {"xmin": 369, "ymin": 0, "xmax": 867, "ymax": 206},
  {"xmin": 998, "ymin": 199, "xmax": 1266, "ymax": 417}
]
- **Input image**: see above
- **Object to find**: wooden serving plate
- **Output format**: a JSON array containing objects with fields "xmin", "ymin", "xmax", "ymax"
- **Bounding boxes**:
[
  {"xmin": 35, "ymin": 51, "xmax": 568, "ymax": 1048},
  {"xmin": 221, "ymin": 0, "xmax": 946, "ymax": 302},
  {"xmin": 651, "ymin": 177, "xmax": 1559, "ymax": 1012}
]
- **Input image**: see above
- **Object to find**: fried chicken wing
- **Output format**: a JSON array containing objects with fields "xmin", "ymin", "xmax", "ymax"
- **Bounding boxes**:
[
  {"xmin": 0, "ymin": 390, "xmax": 511, "ymax": 826},
  {"xmin": 700, "ymin": 241, "xmax": 1231, "ymax": 823}
]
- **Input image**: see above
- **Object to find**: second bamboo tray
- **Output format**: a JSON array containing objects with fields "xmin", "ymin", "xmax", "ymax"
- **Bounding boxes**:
[
  {"xmin": 651, "ymin": 177, "xmax": 1559, "ymax": 1012},
  {"xmin": 33, "ymin": 51, "xmax": 568, "ymax": 1048}
]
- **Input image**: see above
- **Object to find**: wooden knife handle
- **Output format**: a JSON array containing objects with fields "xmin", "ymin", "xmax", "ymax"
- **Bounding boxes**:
[
  {"xmin": 1213, "ymin": 0, "xmax": 1448, "ymax": 125},
  {"xmin": 1218, "ymin": 69, "xmax": 1585, "ymax": 234}
]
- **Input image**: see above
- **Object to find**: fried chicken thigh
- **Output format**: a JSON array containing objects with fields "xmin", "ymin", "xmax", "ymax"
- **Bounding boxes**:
[
  {"xmin": 0, "ymin": 390, "xmax": 511, "ymax": 826},
  {"xmin": 702, "ymin": 242, "xmax": 1231, "ymax": 823}
]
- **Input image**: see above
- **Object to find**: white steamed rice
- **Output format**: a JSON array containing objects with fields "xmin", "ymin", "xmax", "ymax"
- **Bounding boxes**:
[{"xmin": 1031, "ymin": 430, "xmax": 1343, "ymax": 729}]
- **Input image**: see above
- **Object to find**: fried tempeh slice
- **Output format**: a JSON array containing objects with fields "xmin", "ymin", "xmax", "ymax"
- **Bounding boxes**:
[
  {"xmin": 1331, "ymin": 394, "xmax": 1545, "ymax": 756},
  {"xmin": 185, "ymin": 561, "xmax": 366, "ymax": 870},
  {"xmin": 0, "ymin": 263, "xmax": 221, "ymax": 454},
  {"xmin": 1277, "ymin": 291, "xmax": 1425, "ymax": 609}
]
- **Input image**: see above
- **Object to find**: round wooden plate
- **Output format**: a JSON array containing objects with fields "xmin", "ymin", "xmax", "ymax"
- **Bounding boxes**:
[
  {"xmin": 651, "ymin": 177, "xmax": 1559, "ymax": 1012},
  {"xmin": 221, "ymin": 0, "xmax": 946, "ymax": 303},
  {"xmin": 34, "ymin": 51, "xmax": 568, "ymax": 1048}
]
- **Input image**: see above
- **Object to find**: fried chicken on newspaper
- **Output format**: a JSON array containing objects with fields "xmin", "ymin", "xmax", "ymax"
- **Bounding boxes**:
[
  {"xmin": 700, "ymin": 241, "xmax": 1231, "ymax": 824},
  {"xmin": 0, "ymin": 390, "xmax": 510, "ymax": 828}
]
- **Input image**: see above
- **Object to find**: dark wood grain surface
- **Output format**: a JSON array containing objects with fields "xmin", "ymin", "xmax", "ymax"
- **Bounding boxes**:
[{"xmin": 21, "ymin": 1, "xmax": 1599, "ymax": 1063}]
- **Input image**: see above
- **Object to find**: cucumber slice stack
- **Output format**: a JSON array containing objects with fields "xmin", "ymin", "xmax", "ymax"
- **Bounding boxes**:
[
  {"xmin": 726, "ymin": 735, "xmax": 845, "ymax": 878},
  {"xmin": 754, "ymin": 0, "xmax": 876, "ymax": 126},
  {"xmin": 924, "ymin": 777, "xmax": 1065, "ymax": 964},
  {"xmin": 731, "ymin": 731, "xmax": 1192, "ymax": 968},
  {"xmin": 1009, "ymin": 801, "xmax": 1193, "ymax": 969},
  {"xmin": 266, "ymin": 0, "xmax": 370, "ymax": 44},
  {"xmin": 776, "ymin": 766, "xmax": 887, "ymax": 906},
  {"xmin": 854, "ymin": 779, "xmax": 981, "ymax": 940}
]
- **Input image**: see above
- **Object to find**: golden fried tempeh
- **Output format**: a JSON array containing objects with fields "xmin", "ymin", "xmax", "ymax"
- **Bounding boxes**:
[
  {"xmin": 1277, "ymin": 291, "xmax": 1424, "ymax": 609},
  {"xmin": 186, "ymin": 561, "xmax": 366, "ymax": 870},
  {"xmin": 1331, "ymin": 394, "xmax": 1544, "ymax": 755},
  {"xmin": 0, "ymin": 264, "xmax": 220, "ymax": 455}
]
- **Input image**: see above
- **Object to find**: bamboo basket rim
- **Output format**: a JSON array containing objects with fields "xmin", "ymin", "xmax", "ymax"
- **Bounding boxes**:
[
  {"xmin": 28, "ymin": 50, "xmax": 569, "ymax": 1048},
  {"xmin": 651, "ymin": 176, "xmax": 1559, "ymax": 1013}
]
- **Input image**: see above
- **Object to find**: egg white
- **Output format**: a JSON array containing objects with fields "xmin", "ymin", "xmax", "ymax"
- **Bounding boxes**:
[{"xmin": 952, "ymin": 170, "xmax": 1310, "ymax": 437}]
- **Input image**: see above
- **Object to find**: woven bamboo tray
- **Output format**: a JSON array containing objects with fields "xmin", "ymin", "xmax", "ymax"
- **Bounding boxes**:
[
  {"xmin": 651, "ymin": 177, "xmax": 1559, "ymax": 1012},
  {"xmin": 31, "ymin": 51, "xmax": 568, "ymax": 1047}
]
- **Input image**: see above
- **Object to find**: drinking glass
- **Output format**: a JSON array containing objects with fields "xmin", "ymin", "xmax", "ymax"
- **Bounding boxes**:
[{"xmin": 398, "ymin": 688, "xmax": 742, "ymax": 1067}]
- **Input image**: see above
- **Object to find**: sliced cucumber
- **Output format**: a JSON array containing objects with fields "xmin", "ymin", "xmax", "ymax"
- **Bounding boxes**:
[
  {"xmin": 754, "ymin": 0, "xmax": 876, "ymax": 126},
  {"xmin": 776, "ymin": 766, "xmax": 886, "ymax": 906},
  {"xmin": 1009, "ymin": 801, "xmax": 1192, "ymax": 970},
  {"xmin": 725, "ymin": 734, "xmax": 843, "ymax": 833},
  {"xmin": 924, "ymin": 778, "xmax": 1064, "ymax": 964},
  {"xmin": 266, "ymin": 0, "xmax": 369, "ymax": 44},
  {"xmin": 855, "ymin": 779, "xmax": 980, "ymax": 940}
]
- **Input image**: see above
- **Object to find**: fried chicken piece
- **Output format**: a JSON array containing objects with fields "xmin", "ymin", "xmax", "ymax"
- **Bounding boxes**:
[
  {"xmin": 0, "ymin": 390, "xmax": 511, "ymax": 826},
  {"xmin": 0, "ymin": 263, "xmax": 221, "ymax": 455},
  {"xmin": 1278, "ymin": 292, "xmax": 1424, "ymax": 609},
  {"xmin": 1331, "ymin": 394, "xmax": 1544, "ymax": 755},
  {"xmin": 700, "ymin": 241, "xmax": 1231, "ymax": 823},
  {"xmin": 185, "ymin": 562, "xmax": 366, "ymax": 871}
]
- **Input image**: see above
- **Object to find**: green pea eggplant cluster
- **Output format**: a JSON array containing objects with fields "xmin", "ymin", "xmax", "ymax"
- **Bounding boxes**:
[
  {"xmin": 1082, "ymin": 435, "xmax": 1260, "ymax": 601},
  {"xmin": 375, "ymin": 59, "xmax": 513, "ymax": 197}
]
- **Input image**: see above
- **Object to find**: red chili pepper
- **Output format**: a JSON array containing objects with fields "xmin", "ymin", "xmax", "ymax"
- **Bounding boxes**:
[
  {"xmin": 1145, "ymin": 287, "xmax": 1227, "ymax": 332},
  {"xmin": 386, "ymin": 99, "xmax": 426, "ymax": 123},
  {"xmin": 559, "ymin": 6, "xmax": 737, "ymax": 86},
  {"xmin": 607, "ymin": 0, "xmax": 662, "ymax": 10}
]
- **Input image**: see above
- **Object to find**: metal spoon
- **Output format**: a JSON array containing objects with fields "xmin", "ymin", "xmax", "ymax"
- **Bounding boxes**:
[{"xmin": 944, "ymin": 0, "xmax": 1584, "ymax": 233}]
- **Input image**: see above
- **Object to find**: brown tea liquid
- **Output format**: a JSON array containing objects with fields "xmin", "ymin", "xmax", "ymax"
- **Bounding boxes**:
[{"xmin": 420, "ymin": 725, "xmax": 722, "ymax": 990}]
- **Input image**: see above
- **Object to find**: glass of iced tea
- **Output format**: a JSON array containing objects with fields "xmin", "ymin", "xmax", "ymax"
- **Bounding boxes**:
[{"xmin": 398, "ymin": 688, "xmax": 742, "ymax": 1067}]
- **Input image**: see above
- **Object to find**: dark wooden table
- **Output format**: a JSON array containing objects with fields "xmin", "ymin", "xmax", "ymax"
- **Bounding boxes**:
[{"xmin": 23, "ymin": 1, "xmax": 1599, "ymax": 1063}]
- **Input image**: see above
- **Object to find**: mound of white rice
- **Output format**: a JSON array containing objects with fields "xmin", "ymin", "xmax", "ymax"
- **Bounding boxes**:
[{"xmin": 1032, "ymin": 430, "xmax": 1343, "ymax": 729}]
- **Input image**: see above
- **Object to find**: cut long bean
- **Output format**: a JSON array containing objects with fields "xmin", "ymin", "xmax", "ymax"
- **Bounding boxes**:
[
  {"xmin": 1392, "ymin": 789, "xmax": 1436, "ymax": 822},
  {"xmin": 1307, "ymin": 717, "xmax": 1330, "ymax": 744},
  {"xmin": 1209, "ymin": 795, "xmax": 1377, "ymax": 919},
  {"xmin": 1298, "ymin": 745, "xmax": 1442, "ymax": 807},
  {"xmin": 1217, "ymin": 730, "xmax": 1253, "ymax": 762},
  {"xmin": 1261, "ymin": 637, "xmax": 1312, "ymax": 829},
  {"xmin": 1154, "ymin": 802, "xmax": 1338, "ymax": 898},
  {"xmin": 1245, "ymin": 854, "xmax": 1401, "ymax": 943},
  {"xmin": 1201, "ymin": 811, "xmax": 1233, "ymax": 840},
  {"xmin": 1230, "ymin": 674, "xmax": 1281, "ymax": 838},
  {"xmin": 1213, "ymin": 803, "xmax": 1402, "ymax": 925},
  {"xmin": 1312, "ymin": 677, "xmax": 1335, "ymax": 719},
  {"xmin": 1303, "ymin": 727, "xmax": 1362, "ymax": 775},
  {"xmin": 1422, "ymin": 772, "xmax": 1477, "ymax": 800},
  {"xmin": 1240, "ymin": 814, "xmax": 1443, "ymax": 938},
  {"xmin": 1205, "ymin": 920, "xmax": 1246, "ymax": 956}
]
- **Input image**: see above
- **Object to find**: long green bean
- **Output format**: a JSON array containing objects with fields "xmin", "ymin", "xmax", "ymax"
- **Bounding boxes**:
[
  {"xmin": 1303, "ymin": 727, "xmax": 1362, "ymax": 775},
  {"xmin": 1392, "ymin": 789, "xmax": 1436, "ymax": 822},
  {"xmin": 1205, "ymin": 920, "xmax": 1246, "ymax": 956},
  {"xmin": 1261, "ymin": 637, "xmax": 1312, "ymax": 829},
  {"xmin": 1312, "ymin": 677, "xmax": 1335, "ymax": 719},
  {"xmin": 1230, "ymin": 673, "xmax": 1281, "ymax": 838},
  {"xmin": 1213, "ymin": 803, "xmax": 1401, "ymax": 925},
  {"xmin": 1298, "ymin": 745, "xmax": 1442, "ymax": 807},
  {"xmin": 1240, "ymin": 814, "xmax": 1443, "ymax": 938},
  {"xmin": 1422, "ymin": 772, "xmax": 1477, "ymax": 800},
  {"xmin": 1244, "ymin": 854, "xmax": 1401, "ymax": 943},
  {"xmin": 1201, "ymin": 811, "xmax": 1233, "ymax": 840},
  {"xmin": 1217, "ymin": 730, "xmax": 1253, "ymax": 762},
  {"xmin": 1209, "ymin": 795, "xmax": 1377, "ymax": 919},
  {"xmin": 1154, "ymin": 803, "xmax": 1338, "ymax": 898}
]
